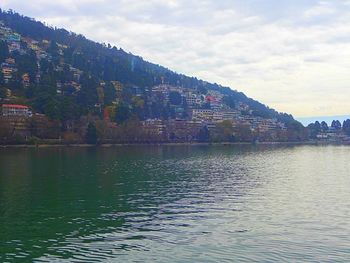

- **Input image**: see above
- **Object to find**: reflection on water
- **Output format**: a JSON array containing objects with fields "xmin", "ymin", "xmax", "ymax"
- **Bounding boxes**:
[{"xmin": 1, "ymin": 145, "xmax": 350, "ymax": 262}]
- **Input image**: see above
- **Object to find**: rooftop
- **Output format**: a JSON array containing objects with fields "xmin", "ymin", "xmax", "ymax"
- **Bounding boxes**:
[{"xmin": 2, "ymin": 104, "xmax": 29, "ymax": 109}]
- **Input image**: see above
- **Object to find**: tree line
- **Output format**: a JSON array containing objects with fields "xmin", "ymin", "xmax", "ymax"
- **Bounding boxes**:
[{"xmin": 308, "ymin": 119, "xmax": 350, "ymax": 138}]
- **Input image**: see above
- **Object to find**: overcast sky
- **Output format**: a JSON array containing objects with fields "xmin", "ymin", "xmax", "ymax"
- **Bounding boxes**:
[{"xmin": 1, "ymin": 0, "xmax": 350, "ymax": 117}]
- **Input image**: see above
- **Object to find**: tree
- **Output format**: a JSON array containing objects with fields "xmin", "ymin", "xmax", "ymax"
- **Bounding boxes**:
[
  {"xmin": 169, "ymin": 91, "xmax": 182, "ymax": 105},
  {"xmin": 314, "ymin": 121, "xmax": 321, "ymax": 131},
  {"xmin": 77, "ymin": 74, "xmax": 99, "ymax": 111},
  {"xmin": 0, "ymin": 71, "xmax": 4, "ymax": 85},
  {"xmin": 47, "ymin": 40, "xmax": 60, "ymax": 64},
  {"xmin": 235, "ymin": 123, "xmax": 253, "ymax": 142},
  {"xmin": 215, "ymin": 120, "xmax": 234, "ymax": 142},
  {"xmin": 43, "ymin": 98, "xmax": 61, "ymax": 120},
  {"xmin": 223, "ymin": 95, "xmax": 235, "ymax": 109},
  {"xmin": 103, "ymin": 82, "xmax": 116, "ymax": 105},
  {"xmin": 14, "ymin": 49, "xmax": 38, "ymax": 82},
  {"xmin": 0, "ymin": 118, "xmax": 12, "ymax": 140},
  {"xmin": 287, "ymin": 121, "xmax": 307, "ymax": 141},
  {"xmin": 321, "ymin": 121, "xmax": 329, "ymax": 132},
  {"xmin": 197, "ymin": 85, "xmax": 208, "ymax": 95},
  {"xmin": 60, "ymin": 96, "xmax": 80, "ymax": 121},
  {"xmin": 131, "ymin": 96, "xmax": 145, "ymax": 120},
  {"xmin": 0, "ymin": 87, "xmax": 6, "ymax": 98},
  {"xmin": 308, "ymin": 122, "xmax": 321, "ymax": 139},
  {"xmin": 331, "ymin": 120, "xmax": 342, "ymax": 130},
  {"xmin": 86, "ymin": 122, "xmax": 97, "ymax": 144},
  {"xmin": 343, "ymin": 119, "xmax": 350, "ymax": 136},
  {"xmin": 115, "ymin": 103, "xmax": 131, "ymax": 124},
  {"xmin": 0, "ymin": 40, "xmax": 9, "ymax": 62},
  {"xmin": 197, "ymin": 126, "xmax": 210, "ymax": 142}
]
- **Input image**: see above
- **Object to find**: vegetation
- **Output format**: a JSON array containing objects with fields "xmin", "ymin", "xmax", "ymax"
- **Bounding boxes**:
[
  {"xmin": 0, "ymin": 9, "xmax": 296, "ymax": 122},
  {"xmin": 0, "ymin": 9, "xmax": 309, "ymax": 145},
  {"xmin": 307, "ymin": 119, "xmax": 350, "ymax": 141},
  {"xmin": 86, "ymin": 122, "xmax": 97, "ymax": 144}
]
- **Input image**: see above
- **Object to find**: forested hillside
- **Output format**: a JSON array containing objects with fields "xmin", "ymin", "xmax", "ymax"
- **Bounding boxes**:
[{"xmin": 0, "ymin": 9, "xmax": 307, "ymax": 144}]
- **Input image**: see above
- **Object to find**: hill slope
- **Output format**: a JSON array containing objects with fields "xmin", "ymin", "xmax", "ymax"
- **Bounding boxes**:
[{"xmin": 0, "ymin": 9, "xmax": 306, "ymax": 143}]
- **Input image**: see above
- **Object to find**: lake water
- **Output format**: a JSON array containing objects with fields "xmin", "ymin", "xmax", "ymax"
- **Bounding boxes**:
[{"xmin": 1, "ymin": 145, "xmax": 350, "ymax": 262}]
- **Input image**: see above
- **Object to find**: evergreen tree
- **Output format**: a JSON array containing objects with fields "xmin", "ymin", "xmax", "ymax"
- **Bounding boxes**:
[
  {"xmin": 321, "ymin": 121, "xmax": 329, "ymax": 132},
  {"xmin": 0, "ymin": 72, "xmax": 4, "ymax": 85},
  {"xmin": 169, "ymin": 91, "xmax": 182, "ymax": 105},
  {"xmin": 314, "ymin": 121, "xmax": 321, "ymax": 131},
  {"xmin": 86, "ymin": 122, "xmax": 98, "ymax": 144},
  {"xmin": 0, "ymin": 40, "xmax": 9, "ymax": 62},
  {"xmin": 103, "ymin": 82, "xmax": 116, "ymax": 105},
  {"xmin": 308, "ymin": 121, "xmax": 321, "ymax": 139},
  {"xmin": 331, "ymin": 120, "xmax": 342, "ymax": 130},
  {"xmin": 115, "ymin": 103, "xmax": 130, "ymax": 124},
  {"xmin": 14, "ymin": 49, "xmax": 38, "ymax": 82},
  {"xmin": 343, "ymin": 119, "xmax": 350, "ymax": 136},
  {"xmin": 223, "ymin": 95, "xmax": 235, "ymax": 109},
  {"xmin": 197, "ymin": 126, "xmax": 210, "ymax": 142},
  {"xmin": 77, "ymin": 73, "xmax": 99, "ymax": 110},
  {"xmin": 0, "ymin": 87, "xmax": 6, "ymax": 98}
]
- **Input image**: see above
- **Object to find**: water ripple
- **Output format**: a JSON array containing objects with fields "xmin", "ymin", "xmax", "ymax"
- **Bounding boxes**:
[{"xmin": 1, "ymin": 145, "xmax": 350, "ymax": 262}]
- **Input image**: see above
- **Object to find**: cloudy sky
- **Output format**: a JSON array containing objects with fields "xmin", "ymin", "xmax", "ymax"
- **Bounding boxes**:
[{"xmin": 1, "ymin": 0, "xmax": 350, "ymax": 117}]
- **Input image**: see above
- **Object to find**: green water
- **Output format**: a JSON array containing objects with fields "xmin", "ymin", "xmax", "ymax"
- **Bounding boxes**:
[{"xmin": 1, "ymin": 145, "xmax": 350, "ymax": 262}]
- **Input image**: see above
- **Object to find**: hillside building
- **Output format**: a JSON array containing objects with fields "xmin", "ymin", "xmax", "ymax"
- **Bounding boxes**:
[{"xmin": 1, "ymin": 104, "xmax": 32, "ymax": 117}]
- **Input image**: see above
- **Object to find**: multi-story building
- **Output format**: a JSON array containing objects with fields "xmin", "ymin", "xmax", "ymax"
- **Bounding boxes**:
[
  {"xmin": 142, "ymin": 119, "xmax": 166, "ymax": 136},
  {"xmin": 0, "ymin": 21, "xmax": 11, "ymax": 40},
  {"xmin": 212, "ymin": 111, "xmax": 239, "ymax": 123},
  {"xmin": 191, "ymin": 109, "xmax": 214, "ymax": 122},
  {"xmin": 6, "ymin": 33, "xmax": 21, "ymax": 42},
  {"xmin": 6, "ymin": 33, "xmax": 21, "ymax": 53},
  {"xmin": 210, "ymin": 100, "xmax": 223, "ymax": 111},
  {"xmin": 1, "ymin": 66, "xmax": 14, "ymax": 83},
  {"xmin": 258, "ymin": 120, "xmax": 278, "ymax": 133},
  {"xmin": 222, "ymin": 110, "xmax": 240, "ymax": 120},
  {"xmin": 1, "ymin": 57, "xmax": 17, "ymax": 83},
  {"xmin": 152, "ymin": 84, "xmax": 172, "ymax": 93},
  {"xmin": 185, "ymin": 92, "xmax": 203, "ymax": 107},
  {"xmin": 212, "ymin": 111, "xmax": 224, "ymax": 122},
  {"xmin": 1, "ymin": 104, "xmax": 32, "ymax": 117}
]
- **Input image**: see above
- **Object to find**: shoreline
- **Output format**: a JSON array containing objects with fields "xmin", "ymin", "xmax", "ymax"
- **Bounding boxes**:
[{"xmin": 0, "ymin": 141, "xmax": 348, "ymax": 148}]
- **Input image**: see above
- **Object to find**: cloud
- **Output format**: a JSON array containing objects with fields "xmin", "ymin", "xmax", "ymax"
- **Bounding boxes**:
[
  {"xmin": 1, "ymin": 0, "xmax": 350, "ymax": 117},
  {"xmin": 303, "ymin": 1, "xmax": 336, "ymax": 19}
]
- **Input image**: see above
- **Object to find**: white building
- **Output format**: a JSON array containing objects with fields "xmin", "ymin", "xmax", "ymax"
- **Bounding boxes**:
[
  {"xmin": 2, "ymin": 104, "xmax": 32, "ymax": 117},
  {"xmin": 191, "ymin": 109, "xmax": 214, "ymax": 121}
]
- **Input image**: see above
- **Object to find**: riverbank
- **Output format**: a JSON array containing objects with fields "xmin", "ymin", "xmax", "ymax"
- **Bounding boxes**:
[{"xmin": 1, "ymin": 140, "xmax": 348, "ymax": 148}]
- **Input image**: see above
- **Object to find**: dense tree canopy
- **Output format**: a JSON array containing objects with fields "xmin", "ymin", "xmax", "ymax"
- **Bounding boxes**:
[
  {"xmin": 86, "ymin": 122, "xmax": 97, "ymax": 144},
  {"xmin": 343, "ymin": 119, "xmax": 350, "ymax": 136}
]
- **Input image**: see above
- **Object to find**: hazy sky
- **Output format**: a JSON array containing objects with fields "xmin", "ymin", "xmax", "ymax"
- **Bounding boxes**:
[{"xmin": 1, "ymin": 0, "xmax": 350, "ymax": 117}]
